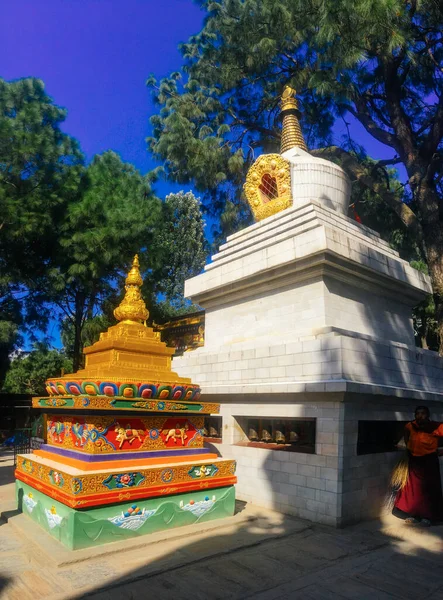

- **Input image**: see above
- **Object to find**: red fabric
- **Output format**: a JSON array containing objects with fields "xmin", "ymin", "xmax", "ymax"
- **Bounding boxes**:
[{"xmin": 395, "ymin": 452, "xmax": 443, "ymax": 521}]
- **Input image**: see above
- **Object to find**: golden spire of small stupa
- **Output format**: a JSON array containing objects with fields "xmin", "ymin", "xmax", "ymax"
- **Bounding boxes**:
[
  {"xmin": 280, "ymin": 85, "xmax": 307, "ymax": 154},
  {"xmin": 114, "ymin": 254, "xmax": 149, "ymax": 324}
]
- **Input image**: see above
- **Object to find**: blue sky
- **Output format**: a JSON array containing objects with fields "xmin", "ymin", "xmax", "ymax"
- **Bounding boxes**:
[
  {"xmin": 1, "ymin": 0, "xmax": 205, "ymax": 195},
  {"xmin": 1, "ymin": 0, "xmax": 398, "ymax": 180},
  {"xmin": 2, "ymin": 1, "xmax": 401, "ymax": 348}
]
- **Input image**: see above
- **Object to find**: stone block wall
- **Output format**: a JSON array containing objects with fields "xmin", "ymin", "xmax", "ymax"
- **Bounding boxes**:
[
  {"xmin": 217, "ymin": 398, "xmax": 345, "ymax": 527},
  {"xmin": 206, "ymin": 394, "xmax": 443, "ymax": 527},
  {"xmin": 174, "ymin": 330, "xmax": 443, "ymax": 398}
]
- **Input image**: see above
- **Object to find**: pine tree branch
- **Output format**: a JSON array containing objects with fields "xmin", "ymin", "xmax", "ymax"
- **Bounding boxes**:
[
  {"xmin": 231, "ymin": 117, "xmax": 279, "ymax": 140},
  {"xmin": 423, "ymin": 93, "xmax": 443, "ymax": 161},
  {"xmin": 382, "ymin": 58, "xmax": 417, "ymax": 163},
  {"xmin": 346, "ymin": 102, "xmax": 399, "ymax": 151}
]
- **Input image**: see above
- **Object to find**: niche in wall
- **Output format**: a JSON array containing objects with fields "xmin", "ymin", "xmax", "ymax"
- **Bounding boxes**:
[
  {"xmin": 357, "ymin": 420, "xmax": 408, "ymax": 455},
  {"xmin": 235, "ymin": 416, "xmax": 316, "ymax": 453}
]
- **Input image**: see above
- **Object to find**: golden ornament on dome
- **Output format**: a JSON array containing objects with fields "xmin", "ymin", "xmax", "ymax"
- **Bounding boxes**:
[
  {"xmin": 114, "ymin": 254, "xmax": 149, "ymax": 323},
  {"xmin": 243, "ymin": 85, "xmax": 308, "ymax": 222}
]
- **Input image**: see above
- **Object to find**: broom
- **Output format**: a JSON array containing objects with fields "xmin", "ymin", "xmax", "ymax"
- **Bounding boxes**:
[{"xmin": 385, "ymin": 447, "xmax": 410, "ymax": 511}]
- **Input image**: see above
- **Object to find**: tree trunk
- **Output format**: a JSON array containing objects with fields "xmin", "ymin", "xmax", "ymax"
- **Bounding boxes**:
[
  {"xmin": 72, "ymin": 292, "xmax": 85, "ymax": 372},
  {"xmin": 415, "ymin": 181, "xmax": 443, "ymax": 355}
]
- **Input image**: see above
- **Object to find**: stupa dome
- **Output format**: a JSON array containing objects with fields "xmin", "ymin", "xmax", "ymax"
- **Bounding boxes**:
[
  {"xmin": 282, "ymin": 146, "xmax": 351, "ymax": 216},
  {"xmin": 244, "ymin": 86, "xmax": 351, "ymax": 220}
]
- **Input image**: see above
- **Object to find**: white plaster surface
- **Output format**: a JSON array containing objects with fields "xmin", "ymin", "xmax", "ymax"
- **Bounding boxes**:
[
  {"xmin": 282, "ymin": 146, "xmax": 351, "ymax": 216},
  {"xmin": 185, "ymin": 201, "xmax": 430, "ymax": 350},
  {"xmin": 173, "ymin": 195, "xmax": 443, "ymax": 527}
]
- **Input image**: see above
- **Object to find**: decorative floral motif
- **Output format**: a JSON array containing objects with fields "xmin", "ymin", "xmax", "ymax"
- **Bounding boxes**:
[
  {"xmin": 49, "ymin": 470, "xmax": 65, "ymax": 488},
  {"xmin": 188, "ymin": 464, "xmax": 219, "ymax": 479},
  {"xmin": 71, "ymin": 478, "xmax": 83, "ymax": 495},
  {"xmin": 16, "ymin": 456, "xmax": 236, "ymax": 507},
  {"xmin": 117, "ymin": 473, "xmax": 135, "ymax": 487},
  {"xmin": 149, "ymin": 428, "xmax": 160, "ymax": 440},
  {"xmin": 102, "ymin": 472, "xmax": 145, "ymax": 490},
  {"xmin": 21, "ymin": 459, "xmax": 34, "ymax": 474},
  {"xmin": 38, "ymin": 397, "xmax": 70, "ymax": 408},
  {"xmin": 44, "ymin": 379, "xmax": 200, "ymax": 400},
  {"xmin": 161, "ymin": 468, "xmax": 174, "ymax": 483},
  {"xmin": 88, "ymin": 426, "xmax": 116, "ymax": 451}
]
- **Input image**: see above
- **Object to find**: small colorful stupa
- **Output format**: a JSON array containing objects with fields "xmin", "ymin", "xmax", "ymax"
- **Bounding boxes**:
[{"xmin": 15, "ymin": 256, "xmax": 236, "ymax": 549}]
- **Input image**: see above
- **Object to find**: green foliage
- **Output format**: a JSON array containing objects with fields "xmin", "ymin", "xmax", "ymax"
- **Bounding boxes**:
[
  {"xmin": 0, "ymin": 78, "xmax": 164, "ymax": 372},
  {"xmin": 0, "ymin": 77, "xmax": 83, "ymax": 380},
  {"xmin": 151, "ymin": 300, "xmax": 202, "ymax": 324},
  {"xmin": 60, "ymin": 314, "xmax": 113, "ymax": 364},
  {"xmin": 0, "ymin": 282, "xmax": 22, "ymax": 387},
  {"xmin": 48, "ymin": 150, "xmax": 162, "ymax": 369},
  {"xmin": 0, "ymin": 77, "xmax": 84, "ymax": 270},
  {"xmin": 2, "ymin": 343, "xmax": 72, "ymax": 396},
  {"xmin": 148, "ymin": 191, "xmax": 208, "ymax": 321}
]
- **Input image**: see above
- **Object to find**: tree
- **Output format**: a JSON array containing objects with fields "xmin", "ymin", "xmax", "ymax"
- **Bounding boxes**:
[
  {"xmin": 0, "ymin": 77, "xmax": 84, "ymax": 380},
  {"xmin": 2, "ymin": 343, "xmax": 72, "ymax": 396},
  {"xmin": 49, "ymin": 151, "xmax": 161, "ymax": 370},
  {"xmin": 60, "ymin": 314, "xmax": 113, "ymax": 363},
  {"xmin": 148, "ymin": 191, "xmax": 208, "ymax": 321},
  {"xmin": 0, "ymin": 281, "xmax": 22, "ymax": 387},
  {"xmin": 147, "ymin": 0, "xmax": 443, "ymax": 350}
]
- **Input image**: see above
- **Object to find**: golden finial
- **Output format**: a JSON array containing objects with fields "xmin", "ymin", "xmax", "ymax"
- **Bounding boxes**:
[
  {"xmin": 114, "ymin": 254, "xmax": 149, "ymax": 324},
  {"xmin": 280, "ymin": 86, "xmax": 307, "ymax": 153}
]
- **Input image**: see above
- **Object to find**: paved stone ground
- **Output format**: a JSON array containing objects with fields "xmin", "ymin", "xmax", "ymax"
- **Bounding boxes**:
[{"xmin": 1, "ymin": 448, "xmax": 443, "ymax": 600}]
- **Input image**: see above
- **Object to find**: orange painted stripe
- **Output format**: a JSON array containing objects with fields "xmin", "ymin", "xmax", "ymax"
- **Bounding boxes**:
[
  {"xmin": 15, "ymin": 471, "xmax": 237, "ymax": 509},
  {"xmin": 33, "ymin": 449, "xmax": 219, "ymax": 470}
]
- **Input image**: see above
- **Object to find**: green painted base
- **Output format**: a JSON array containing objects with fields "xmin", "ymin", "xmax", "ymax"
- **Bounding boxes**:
[{"xmin": 16, "ymin": 480, "xmax": 235, "ymax": 550}]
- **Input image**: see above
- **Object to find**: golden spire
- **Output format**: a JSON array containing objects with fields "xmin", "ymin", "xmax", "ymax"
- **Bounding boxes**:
[
  {"xmin": 114, "ymin": 254, "xmax": 149, "ymax": 324},
  {"xmin": 280, "ymin": 85, "xmax": 307, "ymax": 154}
]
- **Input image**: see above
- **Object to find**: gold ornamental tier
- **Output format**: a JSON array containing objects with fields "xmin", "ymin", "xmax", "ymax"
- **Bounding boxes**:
[{"xmin": 45, "ymin": 255, "xmax": 195, "ymax": 393}]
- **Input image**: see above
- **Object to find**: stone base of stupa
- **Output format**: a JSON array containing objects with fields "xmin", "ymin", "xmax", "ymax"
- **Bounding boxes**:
[
  {"xmin": 14, "ymin": 254, "xmax": 237, "ymax": 548},
  {"xmin": 173, "ymin": 200, "xmax": 443, "ymax": 527},
  {"xmin": 16, "ymin": 479, "xmax": 235, "ymax": 550},
  {"xmin": 15, "ymin": 409, "xmax": 237, "ymax": 549}
]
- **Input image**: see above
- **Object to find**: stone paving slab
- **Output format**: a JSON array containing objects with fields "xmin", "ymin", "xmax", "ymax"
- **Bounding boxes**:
[{"xmin": 2, "ymin": 449, "xmax": 443, "ymax": 600}]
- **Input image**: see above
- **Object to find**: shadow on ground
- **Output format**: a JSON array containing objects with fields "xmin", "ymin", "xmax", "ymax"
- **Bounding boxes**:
[
  {"xmin": 0, "ymin": 449, "xmax": 14, "ymax": 487},
  {"xmin": 64, "ymin": 506, "xmax": 443, "ymax": 600}
]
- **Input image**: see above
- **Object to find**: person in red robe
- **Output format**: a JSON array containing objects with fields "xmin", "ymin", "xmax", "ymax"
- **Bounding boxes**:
[{"xmin": 393, "ymin": 406, "xmax": 443, "ymax": 525}]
